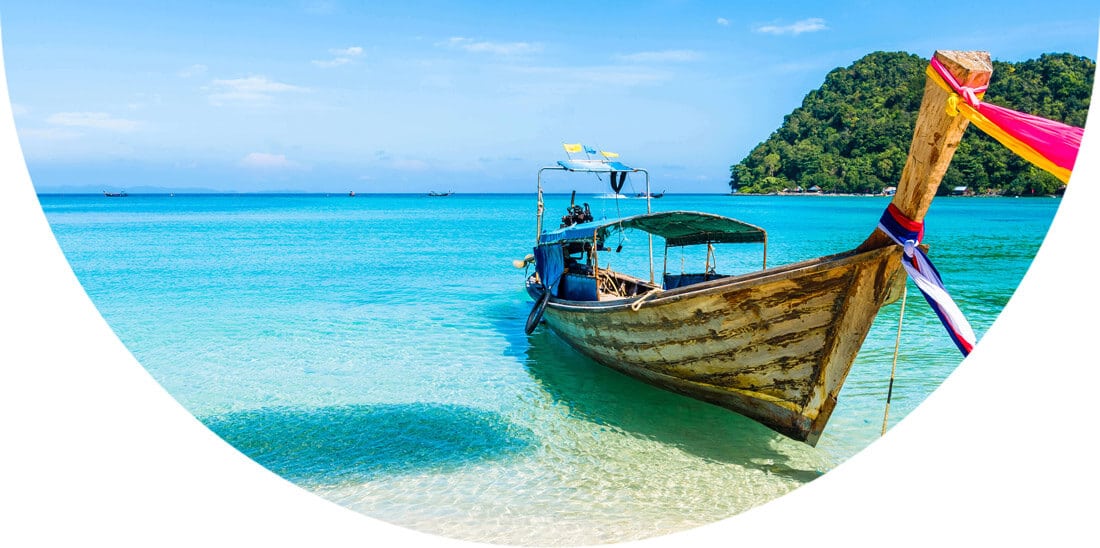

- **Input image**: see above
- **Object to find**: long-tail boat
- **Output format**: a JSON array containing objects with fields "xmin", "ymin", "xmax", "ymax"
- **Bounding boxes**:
[{"xmin": 520, "ymin": 50, "xmax": 993, "ymax": 445}]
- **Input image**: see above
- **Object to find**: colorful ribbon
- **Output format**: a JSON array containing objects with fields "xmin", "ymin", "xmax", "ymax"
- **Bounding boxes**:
[
  {"xmin": 926, "ymin": 57, "xmax": 1083, "ymax": 183},
  {"xmin": 879, "ymin": 204, "xmax": 976, "ymax": 356}
]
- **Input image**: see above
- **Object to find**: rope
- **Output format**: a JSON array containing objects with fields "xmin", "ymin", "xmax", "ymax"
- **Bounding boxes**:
[
  {"xmin": 881, "ymin": 285, "xmax": 908, "ymax": 436},
  {"xmin": 598, "ymin": 269, "xmax": 621, "ymax": 297},
  {"xmin": 630, "ymin": 288, "xmax": 662, "ymax": 311}
]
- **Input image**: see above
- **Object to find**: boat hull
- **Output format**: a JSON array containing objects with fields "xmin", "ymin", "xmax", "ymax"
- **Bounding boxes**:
[{"xmin": 527, "ymin": 245, "xmax": 906, "ymax": 445}]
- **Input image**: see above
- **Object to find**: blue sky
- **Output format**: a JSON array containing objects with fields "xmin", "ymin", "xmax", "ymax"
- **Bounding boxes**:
[{"xmin": 2, "ymin": 1, "xmax": 1097, "ymax": 193}]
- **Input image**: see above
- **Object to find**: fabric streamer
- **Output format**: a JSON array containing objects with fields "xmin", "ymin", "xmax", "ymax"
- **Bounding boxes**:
[
  {"xmin": 878, "ymin": 204, "xmax": 977, "ymax": 356},
  {"xmin": 926, "ymin": 57, "xmax": 1083, "ymax": 183}
]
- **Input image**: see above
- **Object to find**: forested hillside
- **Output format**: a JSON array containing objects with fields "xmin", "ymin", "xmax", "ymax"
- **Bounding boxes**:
[{"xmin": 729, "ymin": 52, "xmax": 1094, "ymax": 196}]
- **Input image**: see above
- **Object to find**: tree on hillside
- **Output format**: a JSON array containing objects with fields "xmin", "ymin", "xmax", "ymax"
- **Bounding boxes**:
[{"xmin": 730, "ymin": 52, "xmax": 1094, "ymax": 196}]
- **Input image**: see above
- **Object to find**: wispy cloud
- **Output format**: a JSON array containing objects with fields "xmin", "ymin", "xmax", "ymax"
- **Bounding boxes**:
[
  {"xmin": 439, "ymin": 37, "xmax": 542, "ymax": 55},
  {"xmin": 331, "ymin": 46, "xmax": 362, "ymax": 56},
  {"xmin": 240, "ymin": 152, "xmax": 301, "ymax": 169},
  {"xmin": 614, "ymin": 49, "xmax": 701, "ymax": 63},
  {"xmin": 717, "ymin": 17, "xmax": 729, "ymax": 26},
  {"xmin": 755, "ymin": 18, "xmax": 828, "ymax": 35},
  {"xmin": 46, "ymin": 112, "xmax": 141, "ymax": 131},
  {"xmin": 205, "ymin": 76, "xmax": 308, "ymax": 105},
  {"xmin": 313, "ymin": 57, "xmax": 351, "ymax": 68},
  {"xmin": 313, "ymin": 46, "xmax": 364, "ymax": 68}
]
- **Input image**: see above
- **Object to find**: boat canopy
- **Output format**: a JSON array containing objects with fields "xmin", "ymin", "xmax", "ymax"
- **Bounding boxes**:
[
  {"xmin": 556, "ymin": 159, "xmax": 634, "ymax": 172},
  {"xmin": 539, "ymin": 210, "xmax": 766, "ymax": 247}
]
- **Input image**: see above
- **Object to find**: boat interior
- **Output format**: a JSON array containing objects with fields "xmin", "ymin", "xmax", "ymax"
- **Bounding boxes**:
[{"xmin": 552, "ymin": 237, "xmax": 748, "ymax": 303}]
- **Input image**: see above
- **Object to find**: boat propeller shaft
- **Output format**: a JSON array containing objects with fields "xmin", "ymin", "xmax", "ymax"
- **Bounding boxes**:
[{"xmin": 513, "ymin": 254, "xmax": 535, "ymax": 269}]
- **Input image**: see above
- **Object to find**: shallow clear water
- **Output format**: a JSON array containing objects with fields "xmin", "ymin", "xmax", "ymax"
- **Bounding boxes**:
[{"xmin": 39, "ymin": 192, "xmax": 1058, "ymax": 545}]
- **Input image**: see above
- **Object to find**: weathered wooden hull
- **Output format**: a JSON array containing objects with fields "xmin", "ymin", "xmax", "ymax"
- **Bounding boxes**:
[
  {"xmin": 523, "ymin": 51, "xmax": 993, "ymax": 445},
  {"xmin": 527, "ymin": 245, "xmax": 907, "ymax": 445}
]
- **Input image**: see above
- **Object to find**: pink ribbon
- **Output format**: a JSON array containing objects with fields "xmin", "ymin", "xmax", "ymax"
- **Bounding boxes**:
[{"xmin": 929, "ymin": 56, "xmax": 988, "ymax": 106}]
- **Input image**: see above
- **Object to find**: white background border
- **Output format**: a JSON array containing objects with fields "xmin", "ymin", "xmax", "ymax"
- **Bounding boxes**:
[{"xmin": 2, "ymin": 24, "xmax": 1097, "ymax": 547}]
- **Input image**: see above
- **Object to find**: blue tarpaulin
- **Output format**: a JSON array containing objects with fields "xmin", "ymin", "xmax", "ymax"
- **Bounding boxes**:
[{"xmin": 533, "ymin": 244, "xmax": 565, "ymax": 296}]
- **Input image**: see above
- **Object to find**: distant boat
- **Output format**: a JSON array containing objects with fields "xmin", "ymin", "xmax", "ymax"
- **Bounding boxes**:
[
  {"xmin": 428, "ymin": 190, "xmax": 453, "ymax": 197},
  {"xmin": 635, "ymin": 190, "xmax": 665, "ymax": 198},
  {"xmin": 349, "ymin": 190, "xmax": 356, "ymax": 197},
  {"xmin": 104, "ymin": 191, "xmax": 128, "ymax": 197}
]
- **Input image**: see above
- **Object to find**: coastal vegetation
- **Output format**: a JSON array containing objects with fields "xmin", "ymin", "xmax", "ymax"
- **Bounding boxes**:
[{"xmin": 729, "ymin": 51, "xmax": 1094, "ymax": 196}]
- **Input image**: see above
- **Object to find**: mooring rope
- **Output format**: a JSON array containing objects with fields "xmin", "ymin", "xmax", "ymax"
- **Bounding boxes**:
[
  {"xmin": 630, "ymin": 288, "xmax": 661, "ymax": 311},
  {"xmin": 882, "ymin": 285, "xmax": 908, "ymax": 436}
]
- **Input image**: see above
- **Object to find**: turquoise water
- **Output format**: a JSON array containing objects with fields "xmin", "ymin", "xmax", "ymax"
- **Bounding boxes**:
[{"xmin": 39, "ymin": 192, "xmax": 1057, "ymax": 545}]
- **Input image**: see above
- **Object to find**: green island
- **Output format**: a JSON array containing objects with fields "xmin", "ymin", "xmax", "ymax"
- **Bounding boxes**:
[{"xmin": 729, "ymin": 51, "xmax": 1094, "ymax": 196}]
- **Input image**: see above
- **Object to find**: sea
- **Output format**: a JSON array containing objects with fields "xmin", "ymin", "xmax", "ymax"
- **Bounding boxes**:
[{"xmin": 36, "ymin": 191, "xmax": 1058, "ymax": 545}]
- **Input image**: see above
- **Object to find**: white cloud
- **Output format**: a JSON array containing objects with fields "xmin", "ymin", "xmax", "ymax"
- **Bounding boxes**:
[
  {"xmin": 717, "ymin": 17, "xmax": 729, "ymax": 26},
  {"xmin": 178, "ymin": 64, "xmax": 208, "ymax": 78},
  {"xmin": 211, "ymin": 76, "xmax": 305, "ymax": 93},
  {"xmin": 313, "ymin": 46, "xmax": 364, "ymax": 68},
  {"xmin": 331, "ymin": 46, "xmax": 363, "ymax": 57},
  {"xmin": 755, "ymin": 18, "xmax": 828, "ymax": 35},
  {"xmin": 312, "ymin": 57, "xmax": 352, "ymax": 68},
  {"xmin": 240, "ymin": 152, "xmax": 300, "ymax": 169},
  {"xmin": 440, "ymin": 37, "xmax": 542, "ymax": 55},
  {"xmin": 205, "ymin": 76, "xmax": 307, "ymax": 105},
  {"xmin": 615, "ymin": 50, "xmax": 701, "ymax": 63},
  {"xmin": 46, "ymin": 112, "xmax": 141, "ymax": 131}
]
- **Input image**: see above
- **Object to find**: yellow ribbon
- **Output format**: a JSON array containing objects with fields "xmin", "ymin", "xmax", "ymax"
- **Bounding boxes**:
[{"xmin": 924, "ymin": 65, "xmax": 1071, "ymax": 183}]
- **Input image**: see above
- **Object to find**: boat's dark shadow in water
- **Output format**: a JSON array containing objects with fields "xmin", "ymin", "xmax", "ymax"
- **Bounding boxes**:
[
  {"xmin": 201, "ymin": 403, "xmax": 536, "ymax": 485},
  {"xmin": 493, "ymin": 299, "xmax": 822, "ymax": 483}
]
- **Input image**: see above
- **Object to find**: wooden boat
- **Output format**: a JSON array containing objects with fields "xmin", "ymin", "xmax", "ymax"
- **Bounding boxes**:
[
  {"xmin": 428, "ymin": 190, "xmax": 453, "ymax": 197},
  {"xmin": 635, "ymin": 190, "xmax": 664, "ymax": 198},
  {"xmin": 520, "ymin": 50, "xmax": 992, "ymax": 445}
]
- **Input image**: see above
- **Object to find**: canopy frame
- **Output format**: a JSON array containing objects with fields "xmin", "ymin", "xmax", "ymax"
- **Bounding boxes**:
[{"xmin": 536, "ymin": 160, "xmax": 654, "ymax": 280}]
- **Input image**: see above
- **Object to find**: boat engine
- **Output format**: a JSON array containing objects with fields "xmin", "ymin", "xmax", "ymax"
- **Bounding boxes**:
[
  {"xmin": 560, "ymin": 191, "xmax": 593, "ymax": 227},
  {"xmin": 560, "ymin": 203, "xmax": 593, "ymax": 227}
]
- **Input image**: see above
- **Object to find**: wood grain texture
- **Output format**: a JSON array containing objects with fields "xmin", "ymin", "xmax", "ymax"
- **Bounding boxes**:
[
  {"xmin": 536, "ymin": 246, "xmax": 904, "ymax": 443},
  {"xmin": 859, "ymin": 50, "xmax": 992, "ymax": 252}
]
